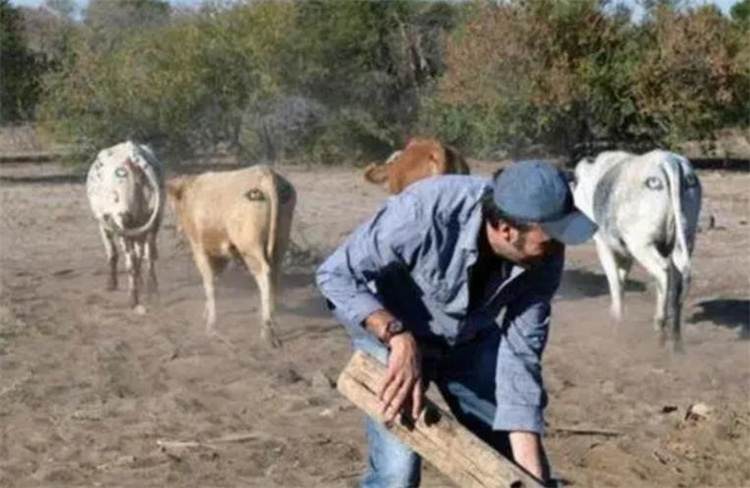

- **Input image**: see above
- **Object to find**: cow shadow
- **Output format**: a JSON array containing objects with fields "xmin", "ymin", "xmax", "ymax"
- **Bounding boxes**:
[
  {"xmin": 690, "ymin": 299, "xmax": 750, "ymax": 340},
  {"xmin": 219, "ymin": 265, "xmax": 313, "ymax": 292},
  {"xmin": 278, "ymin": 290, "xmax": 332, "ymax": 320},
  {"xmin": 690, "ymin": 157, "xmax": 749, "ymax": 173},
  {"xmin": 558, "ymin": 268, "xmax": 647, "ymax": 301}
]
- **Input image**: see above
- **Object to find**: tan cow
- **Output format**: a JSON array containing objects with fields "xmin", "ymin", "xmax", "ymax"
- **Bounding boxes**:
[
  {"xmin": 166, "ymin": 166, "xmax": 296, "ymax": 347},
  {"xmin": 363, "ymin": 137, "xmax": 470, "ymax": 194}
]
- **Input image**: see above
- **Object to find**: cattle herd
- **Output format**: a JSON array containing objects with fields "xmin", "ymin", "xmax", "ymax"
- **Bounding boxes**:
[{"xmin": 85, "ymin": 139, "xmax": 702, "ymax": 351}]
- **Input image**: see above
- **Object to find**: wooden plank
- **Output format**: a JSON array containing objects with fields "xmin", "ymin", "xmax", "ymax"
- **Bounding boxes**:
[{"xmin": 337, "ymin": 350, "xmax": 544, "ymax": 488}]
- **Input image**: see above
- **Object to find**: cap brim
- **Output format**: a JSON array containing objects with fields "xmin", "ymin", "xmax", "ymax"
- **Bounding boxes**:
[{"xmin": 539, "ymin": 210, "xmax": 597, "ymax": 245}]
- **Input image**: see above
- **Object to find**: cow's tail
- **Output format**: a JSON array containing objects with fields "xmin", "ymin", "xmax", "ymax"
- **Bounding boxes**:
[
  {"xmin": 363, "ymin": 162, "xmax": 389, "ymax": 185},
  {"xmin": 660, "ymin": 155, "xmax": 690, "ymax": 276},
  {"xmin": 109, "ymin": 157, "xmax": 163, "ymax": 238},
  {"xmin": 258, "ymin": 168, "xmax": 280, "ymax": 262}
]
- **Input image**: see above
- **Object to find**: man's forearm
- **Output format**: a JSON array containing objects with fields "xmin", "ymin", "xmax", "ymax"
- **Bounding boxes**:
[{"xmin": 509, "ymin": 431, "xmax": 549, "ymax": 484}]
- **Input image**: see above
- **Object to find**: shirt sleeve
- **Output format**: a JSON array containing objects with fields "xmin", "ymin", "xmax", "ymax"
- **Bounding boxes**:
[
  {"xmin": 315, "ymin": 193, "xmax": 427, "ymax": 334},
  {"xmin": 492, "ymin": 253, "xmax": 564, "ymax": 435}
]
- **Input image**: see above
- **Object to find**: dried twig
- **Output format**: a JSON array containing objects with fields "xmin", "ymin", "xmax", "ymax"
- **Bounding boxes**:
[
  {"xmin": 550, "ymin": 426, "xmax": 622, "ymax": 437},
  {"xmin": 157, "ymin": 439, "xmax": 205, "ymax": 450},
  {"xmin": 156, "ymin": 431, "xmax": 279, "ymax": 451},
  {"xmin": 652, "ymin": 450, "xmax": 670, "ymax": 465}
]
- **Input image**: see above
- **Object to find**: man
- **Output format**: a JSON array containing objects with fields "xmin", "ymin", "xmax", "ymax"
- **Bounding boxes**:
[{"xmin": 316, "ymin": 161, "xmax": 597, "ymax": 487}]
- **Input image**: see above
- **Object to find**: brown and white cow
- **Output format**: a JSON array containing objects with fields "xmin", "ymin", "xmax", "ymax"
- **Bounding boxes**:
[
  {"xmin": 166, "ymin": 166, "xmax": 296, "ymax": 347},
  {"xmin": 363, "ymin": 137, "xmax": 470, "ymax": 194}
]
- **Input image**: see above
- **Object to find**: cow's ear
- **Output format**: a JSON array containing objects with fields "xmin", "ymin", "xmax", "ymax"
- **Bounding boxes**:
[
  {"xmin": 429, "ymin": 146, "xmax": 443, "ymax": 164},
  {"xmin": 166, "ymin": 177, "xmax": 186, "ymax": 201}
]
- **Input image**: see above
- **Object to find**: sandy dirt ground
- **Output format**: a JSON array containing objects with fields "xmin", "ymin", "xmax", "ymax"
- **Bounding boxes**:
[{"xmin": 0, "ymin": 159, "xmax": 748, "ymax": 488}]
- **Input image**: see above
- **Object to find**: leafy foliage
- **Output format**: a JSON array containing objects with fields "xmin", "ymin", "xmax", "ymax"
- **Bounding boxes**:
[
  {"xmin": 2, "ymin": 0, "xmax": 746, "ymax": 164},
  {"xmin": 1, "ymin": 0, "xmax": 44, "ymax": 123}
]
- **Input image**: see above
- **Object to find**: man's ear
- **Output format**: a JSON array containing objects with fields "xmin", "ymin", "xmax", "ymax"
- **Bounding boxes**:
[
  {"xmin": 497, "ymin": 220, "xmax": 519, "ymax": 243},
  {"xmin": 487, "ymin": 219, "xmax": 511, "ymax": 243}
]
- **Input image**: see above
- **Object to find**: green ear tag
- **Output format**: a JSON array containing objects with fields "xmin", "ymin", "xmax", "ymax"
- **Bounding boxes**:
[{"xmin": 114, "ymin": 167, "xmax": 128, "ymax": 178}]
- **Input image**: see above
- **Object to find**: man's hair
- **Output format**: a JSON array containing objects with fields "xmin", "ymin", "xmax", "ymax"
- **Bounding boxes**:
[{"xmin": 481, "ymin": 191, "xmax": 531, "ymax": 231}]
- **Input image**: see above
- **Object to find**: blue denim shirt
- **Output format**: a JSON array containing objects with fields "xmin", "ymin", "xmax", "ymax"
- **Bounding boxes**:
[{"xmin": 316, "ymin": 175, "xmax": 564, "ymax": 433}]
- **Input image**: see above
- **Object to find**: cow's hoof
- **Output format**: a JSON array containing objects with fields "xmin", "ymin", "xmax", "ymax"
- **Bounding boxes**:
[
  {"xmin": 262, "ymin": 329, "xmax": 282, "ymax": 349},
  {"xmin": 672, "ymin": 339, "xmax": 685, "ymax": 355},
  {"xmin": 657, "ymin": 330, "xmax": 668, "ymax": 349},
  {"xmin": 608, "ymin": 308, "xmax": 622, "ymax": 324},
  {"xmin": 133, "ymin": 304, "xmax": 147, "ymax": 315},
  {"xmin": 653, "ymin": 318, "xmax": 666, "ymax": 333}
]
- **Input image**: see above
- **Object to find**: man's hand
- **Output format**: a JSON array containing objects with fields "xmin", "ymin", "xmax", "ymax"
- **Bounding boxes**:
[{"xmin": 378, "ymin": 332, "xmax": 424, "ymax": 423}]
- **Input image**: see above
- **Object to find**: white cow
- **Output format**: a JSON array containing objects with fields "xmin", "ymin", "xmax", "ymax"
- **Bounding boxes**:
[
  {"xmin": 573, "ymin": 150, "xmax": 702, "ymax": 351},
  {"xmin": 86, "ymin": 141, "xmax": 165, "ymax": 311}
]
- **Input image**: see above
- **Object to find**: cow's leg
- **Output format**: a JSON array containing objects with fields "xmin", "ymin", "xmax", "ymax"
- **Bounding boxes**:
[
  {"xmin": 669, "ymin": 262, "xmax": 685, "ymax": 353},
  {"xmin": 271, "ymin": 236, "xmax": 291, "ymax": 299},
  {"xmin": 594, "ymin": 236, "xmax": 624, "ymax": 322},
  {"xmin": 99, "ymin": 224, "xmax": 118, "ymax": 291},
  {"xmin": 192, "ymin": 248, "xmax": 219, "ymax": 333},
  {"xmin": 239, "ymin": 249, "xmax": 281, "ymax": 348},
  {"xmin": 617, "ymin": 255, "xmax": 633, "ymax": 287},
  {"xmin": 144, "ymin": 230, "xmax": 159, "ymax": 299},
  {"xmin": 629, "ymin": 243, "xmax": 670, "ymax": 345},
  {"xmin": 122, "ymin": 238, "xmax": 141, "ymax": 310},
  {"xmin": 134, "ymin": 239, "xmax": 146, "ymax": 289}
]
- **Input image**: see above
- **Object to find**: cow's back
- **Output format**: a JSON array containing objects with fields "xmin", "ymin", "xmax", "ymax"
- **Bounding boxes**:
[
  {"xmin": 592, "ymin": 160, "xmax": 628, "ymax": 249},
  {"xmin": 182, "ymin": 167, "xmax": 275, "ymax": 254},
  {"xmin": 594, "ymin": 153, "xmax": 677, "ymax": 256}
]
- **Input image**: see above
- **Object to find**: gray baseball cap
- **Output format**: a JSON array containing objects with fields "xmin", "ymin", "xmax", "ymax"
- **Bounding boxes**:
[{"xmin": 492, "ymin": 160, "xmax": 597, "ymax": 245}]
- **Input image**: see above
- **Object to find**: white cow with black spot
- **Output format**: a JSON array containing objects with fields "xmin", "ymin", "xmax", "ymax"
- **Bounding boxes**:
[
  {"xmin": 573, "ymin": 150, "xmax": 702, "ymax": 351},
  {"xmin": 86, "ymin": 141, "xmax": 165, "ymax": 311}
]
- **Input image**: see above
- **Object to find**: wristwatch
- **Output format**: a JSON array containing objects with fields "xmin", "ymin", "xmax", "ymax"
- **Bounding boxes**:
[{"xmin": 382, "ymin": 318, "xmax": 407, "ymax": 345}]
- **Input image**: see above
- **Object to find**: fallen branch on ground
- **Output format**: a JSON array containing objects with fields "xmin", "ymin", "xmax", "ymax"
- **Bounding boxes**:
[{"xmin": 549, "ymin": 426, "xmax": 622, "ymax": 437}]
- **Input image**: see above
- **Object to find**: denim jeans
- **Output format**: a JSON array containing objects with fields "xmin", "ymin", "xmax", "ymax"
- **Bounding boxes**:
[{"xmin": 354, "ymin": 328, "xmax": 513, "ymax": 488}]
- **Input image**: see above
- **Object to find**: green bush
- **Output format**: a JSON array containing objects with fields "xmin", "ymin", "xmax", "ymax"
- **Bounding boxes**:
[{"xmin": 17, "ymin": 0, "xmax": 750, "ymax": 164}]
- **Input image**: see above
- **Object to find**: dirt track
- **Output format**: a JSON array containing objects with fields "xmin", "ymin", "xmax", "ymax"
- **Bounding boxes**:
[{"xmin": 1, "ymin": 161, "xmax": 748, "ymax": 487}]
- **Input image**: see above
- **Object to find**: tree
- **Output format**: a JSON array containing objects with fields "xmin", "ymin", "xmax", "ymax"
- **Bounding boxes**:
[
  {"xmin": 45, "ymin": 0, "xmax": 75, "ymax": 19},
  {"xmin": 84, "ymin": 0, "xmax": 170, "ymax": 54},
  {"xmin": 0, "ymin": 0, "xmax": 42, "ymax": 123},
  {"xmin": 633, "ymin": 3, "xmax": 750, "ymax": 143},
  {"xmin": 730, "ymin": 0, "xmax": 750, "ymax": 27},
  {"xmin": 19, "ymin": 4, "xmax": 79, "ymax": 68},
  {"xmin": 424, "ymin": 0, "xmax": 642, "ymax": 158}
]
